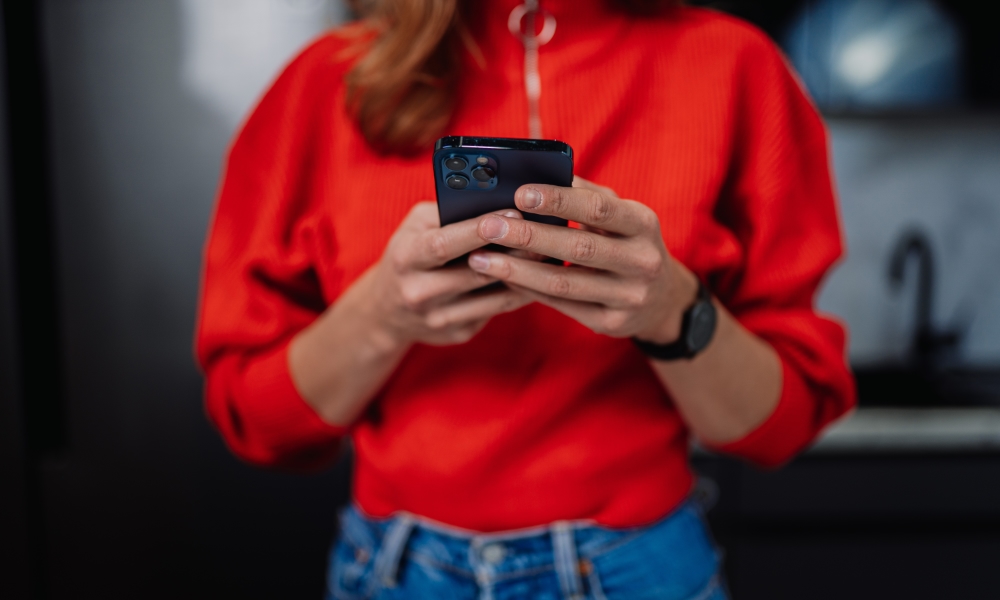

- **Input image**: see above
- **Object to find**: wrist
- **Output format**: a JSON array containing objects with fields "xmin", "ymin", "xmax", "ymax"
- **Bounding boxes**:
[
  {"xmin": 344, "ymin": 266, "xmax": 413, "ymax": 357},
  {"xmin": 639, "ymin": 260, "xmax": 700, "ymax": 345},
  {"xmin": 288, "ymin": 265, "xmax": 412, "ymax": 427}
]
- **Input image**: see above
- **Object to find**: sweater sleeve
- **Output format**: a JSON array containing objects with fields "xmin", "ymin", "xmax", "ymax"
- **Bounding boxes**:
[
  {"xmin": 194, "ymin": 36, "xmax": 348, "ymax": 470},
  {"xmin": 704, "ymin": 32, "xmax": 856, "ymax": 467}
]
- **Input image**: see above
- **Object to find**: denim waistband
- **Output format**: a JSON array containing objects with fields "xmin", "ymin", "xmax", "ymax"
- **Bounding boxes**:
[{"xmin": 338, "ymin": 500, "xmax": 710, "ymax": 599}]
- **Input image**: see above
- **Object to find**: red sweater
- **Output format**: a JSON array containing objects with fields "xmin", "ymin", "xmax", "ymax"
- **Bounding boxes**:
[{"xmin": 196, "ymin": 0, "xmax": 854, "ymax": 531}]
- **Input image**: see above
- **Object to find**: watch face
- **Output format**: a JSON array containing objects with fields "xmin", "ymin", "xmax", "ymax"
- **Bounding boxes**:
[{"xmin": 685, "ymin": 301, "xmax": 717, "ymax": 352}]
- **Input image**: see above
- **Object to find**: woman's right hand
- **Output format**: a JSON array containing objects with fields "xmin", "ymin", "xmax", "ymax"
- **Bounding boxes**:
[
  {"xmin": 289, "ymin": 201, "xmax": 530, "ymax": 425},
  {"xmin": 363, "ymin": 201, "xmax": 532, "ymax": 347}
]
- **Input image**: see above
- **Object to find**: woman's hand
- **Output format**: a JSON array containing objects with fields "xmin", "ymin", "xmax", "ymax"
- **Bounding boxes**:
[
  {"xmin": 289, "ymin": 201, "xmax": 530, "ymax": 426},
  {"xmin": 467, "ymin": 178, "xmax": 699, "ymax": 345},
  {"xmin": 366, "ymin": 201, "xmax": 532, "ymax": 348},
  {"xmin": 467, "ymin": 177, "xmax": 782, "ymax": 444}
]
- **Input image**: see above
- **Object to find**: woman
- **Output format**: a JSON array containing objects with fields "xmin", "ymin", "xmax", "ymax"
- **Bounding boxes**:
[{"xmin": 195, "ymin": 0, "xmax": 854, "ymax": 598}]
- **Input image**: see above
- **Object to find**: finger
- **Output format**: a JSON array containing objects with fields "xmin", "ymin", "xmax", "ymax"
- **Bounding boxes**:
[
  {"xmin": 400, "ymin": 264, "xmax": 498, "ymax": 308},
  {"xmin": 399, "ymin": 201, "xmax": 442, "ymax": 232},
  {"xmin": 469, "ymin": 251, "xmax": 632, "ymax": 307},
  {"xmin": 424, "ymin": 288, "xmax": 531, "ymax": 330},
  {"xmin": 572, "ymin": 176, "xmax": 620, "ymax": 199},
  {"xmin": 507, "ymin": 284, "xmax": 610, "ymax": 332},
  {"xmin": 514, "ymin": 184, "xmax": 654, "ymax": 237},
  {"xmin": 510, "ymin": 284, "xmax": 635, "ymax": 338},
  {"xmin": 567, "ymin": 185, "xmax": 616, "ymax": 237},
  {"xmin": 478, "ymin": 215, "xmax": 645, "ymax": 273},
  {"xmin": 507, "ymin": 248, "xmax": 546, "ymax": 261},
  {"xmin": 577, "ymin": 223, "xmax": 612, "ymax": 237},
  {"xmin": 409, "ymin": 209, "xmax": 523, "ymax": 270}
]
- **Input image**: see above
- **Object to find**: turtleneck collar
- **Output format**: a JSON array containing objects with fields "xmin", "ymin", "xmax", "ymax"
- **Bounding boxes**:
[
  {"xmin": 470, "ymin": 0, "xmax": 627, "ymax": 60},
  {"xmin": 481, "ymin": 0, "xmax": 618, "ymax": 30}
]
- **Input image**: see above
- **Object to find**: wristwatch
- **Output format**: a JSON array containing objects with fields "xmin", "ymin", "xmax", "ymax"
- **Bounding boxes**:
[{"xmin": 632, "ymin": 279, "xmax": 717, "ymax": 361}]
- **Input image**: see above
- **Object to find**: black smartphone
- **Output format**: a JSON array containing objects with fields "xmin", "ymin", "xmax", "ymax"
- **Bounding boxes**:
[{"xmin": 433, "ymin": 136, "xmax": 574, "ymax": 227}]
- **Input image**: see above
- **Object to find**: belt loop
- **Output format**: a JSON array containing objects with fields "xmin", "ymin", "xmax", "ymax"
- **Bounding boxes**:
[
  {"xmin": 372, "ymin": 514, "xmax": 415, "ymax": 589},
  {"xmin": 552, "ymin": 522, "xmax": 583, "ymax": 600}
]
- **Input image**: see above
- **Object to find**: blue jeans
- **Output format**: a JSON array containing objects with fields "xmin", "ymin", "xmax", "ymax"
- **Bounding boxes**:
[{"xmin": 326, "ymin": 499, "xmax": 728, "ymax": 600}]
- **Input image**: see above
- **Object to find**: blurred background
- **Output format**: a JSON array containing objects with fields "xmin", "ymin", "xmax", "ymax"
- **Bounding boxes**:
[{"xmin": 1, "ymin": 0, "xmax": 998, "ymax": 598}]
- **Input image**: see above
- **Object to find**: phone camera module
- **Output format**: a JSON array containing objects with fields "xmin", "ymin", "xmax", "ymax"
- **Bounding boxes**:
[
  {"xmin": 471, "ymin": 166, "xmax": 496, "ymax": 182},
  {"xmin": 446, "ymin": 174, "xmax": 470, "ymax": 190},
  {"xmin": 444, "ymin": 156, "xmax": 468, "ymax": 171}
]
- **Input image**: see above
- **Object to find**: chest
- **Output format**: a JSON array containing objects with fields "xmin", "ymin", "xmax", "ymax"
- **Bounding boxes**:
[{"xmin": 313, "ymin": 40, "xmax": 737, "ymax": 300}]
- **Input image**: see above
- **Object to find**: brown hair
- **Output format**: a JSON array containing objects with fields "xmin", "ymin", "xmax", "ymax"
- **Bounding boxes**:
[{"xmin": 344, "ymin": 0, "xmax": 677, "ymax": 155}]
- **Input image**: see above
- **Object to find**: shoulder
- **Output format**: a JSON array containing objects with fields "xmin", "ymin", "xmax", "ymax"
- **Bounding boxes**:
[
  {"xmin": 284, "ymin": 25, "xmax": 369, "ymax": 80},
  {"xmin": 259, "ymin": 26, "xmax": 363, "ymax": 108},
  {"xmin": 233, "ymin": 26, "xmax": 366, "ymax": 151},
  {"xmin": 639, "ymin": 7, "xmax": 814, "ymax": 115},
  {"xmin": 665, "ymin": 11, "xmax": 827, "ymax": 167},
  {"xmin": 640, "ymin": 6, "xmax": 787, "ymax": 73},
  {"xmin": 655, "ymin": 6, "xmax": 776, "ymax": 51}
]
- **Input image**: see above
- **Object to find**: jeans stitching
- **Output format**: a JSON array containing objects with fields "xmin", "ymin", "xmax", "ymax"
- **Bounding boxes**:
[
  {"xmin": 372, "ymin": 516, "xmax": 414, "ymax": 589},
  {"xmin": 553, "ymin": 523, "xmax": 584, "ymax": 598},
  {"xmin": 587, "ymin": 563, "xmax": 608, "ymax": 600},
  {"xmin": 578, "ymin": 531, "xmax": 644, "ymax": 561},
  {"xmin": 406, "ymin": 550, "xmax": 477, "ymax": 579},
  {"xmin": 408, "ymin": 549, "xmax": 590, "ymax": 584},
  {"xmin": 492, "ymin": 563, "xmax": 557, "ymax": 582}
]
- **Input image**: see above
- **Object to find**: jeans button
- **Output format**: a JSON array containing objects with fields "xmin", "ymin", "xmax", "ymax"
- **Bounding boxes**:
[{"xmin": 481, "ymin": 543, "xmax": 506, "ymax": 564}]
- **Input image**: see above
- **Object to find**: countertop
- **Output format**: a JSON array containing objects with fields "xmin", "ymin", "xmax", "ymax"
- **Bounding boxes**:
[{"xmin": 809, "ymin": 407, "xmax": 1000, "ymax": 453}]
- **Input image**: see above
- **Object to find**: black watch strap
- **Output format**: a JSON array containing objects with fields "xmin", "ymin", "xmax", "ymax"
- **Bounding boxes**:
[{"xmin": 632, "ymin": 279, "xmax": 717, "ymax": 361}]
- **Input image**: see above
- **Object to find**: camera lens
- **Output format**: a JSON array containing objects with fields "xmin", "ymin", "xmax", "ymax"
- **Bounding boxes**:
[
  {"xmin": 446, "ymin": 174, "xmax": 469, "ymax": 190},
  {"xmin": 471, "ymin": 166, "xmax": 496, "ymax": 182},
  {"xmin": 444, "ymin": 157, "xmax": 467, "ymax": 171}
]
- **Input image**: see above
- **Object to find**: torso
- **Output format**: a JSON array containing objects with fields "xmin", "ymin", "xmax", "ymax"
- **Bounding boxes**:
[{"xmin": 285, "ymin": 2, "xmax": 789, "ymax": 530}]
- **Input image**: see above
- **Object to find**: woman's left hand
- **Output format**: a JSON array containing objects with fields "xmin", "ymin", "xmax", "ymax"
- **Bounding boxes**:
[{"xmin": 469, "ymin": 177, "xmax": 700, "ymax": 345}]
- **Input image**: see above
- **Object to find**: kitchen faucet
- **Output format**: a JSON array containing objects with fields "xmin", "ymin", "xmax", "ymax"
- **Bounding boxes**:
[{"xmin": 888, "ymin": 228, "xmax": 960, "ymax": 371}]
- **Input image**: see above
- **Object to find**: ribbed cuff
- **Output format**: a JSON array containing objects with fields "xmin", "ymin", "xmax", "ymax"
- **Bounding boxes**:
[
  {"xmin": 241, "ymin": 341, "xmax": 349, "ymax": 453},
  {"xmin": 707, "ymin": 358, "xmax": 814, "ymax": 468}
]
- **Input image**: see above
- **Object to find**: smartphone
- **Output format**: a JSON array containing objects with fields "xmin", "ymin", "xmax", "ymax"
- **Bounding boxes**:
[{"xmin": 433, "ymin": 136, "xmax": 574, "ymax": 227}]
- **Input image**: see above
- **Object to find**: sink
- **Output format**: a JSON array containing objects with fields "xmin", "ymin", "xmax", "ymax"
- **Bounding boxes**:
[
  {"xmin": 850, "ymin": 230, "xmax": 1000, "ymax": 408},
  {"xmin": 854, "ymin": 367, "xmax": 1000, "ymax": 407}
]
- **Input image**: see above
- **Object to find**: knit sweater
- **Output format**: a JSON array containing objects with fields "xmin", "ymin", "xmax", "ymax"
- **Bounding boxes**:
[{"xmin": 195, "ymin": 0, "xmax": 855, "ymax": 531}]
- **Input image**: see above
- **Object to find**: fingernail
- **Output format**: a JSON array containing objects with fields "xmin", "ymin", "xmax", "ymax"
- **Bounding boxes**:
[
  {"xmin": 503, "ymin": 210, "xmax": 521, "ymax": 219},
  {"xmin": 469, "ymin": 253, "xmax": 490, "ymax": 271},
  {"xmin": 481, "ymin": 216, "xmax": 508, "ymax": 240},
  {"xmin": 521, "ymin": 188, "xmax": 541, "ymax": 209}
]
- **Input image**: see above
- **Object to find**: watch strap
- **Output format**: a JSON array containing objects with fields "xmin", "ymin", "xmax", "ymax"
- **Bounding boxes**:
[{"xmin": 632, "ymin": 279, "xmax": 713, "ymax": 361}]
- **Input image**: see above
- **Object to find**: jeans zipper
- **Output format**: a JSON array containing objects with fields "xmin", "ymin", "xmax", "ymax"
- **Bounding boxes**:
[{"xmin": 508, "ymin": 0, "xmax": 556, "ymax": 139}]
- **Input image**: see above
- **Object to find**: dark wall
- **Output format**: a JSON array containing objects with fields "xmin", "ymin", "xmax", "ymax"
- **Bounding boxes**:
[
  {"xmin": 0, "ymin": 10, "xmax": 32, "ymax": 598},
  {"xmin": 26, "ymin": 1, "xmax": 349, "ymax": 597}
]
